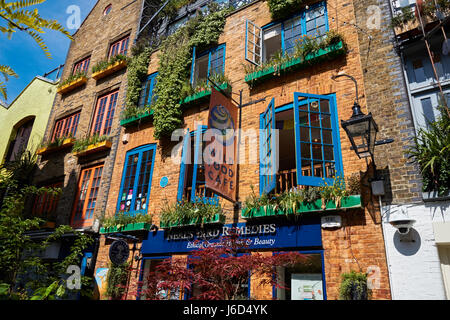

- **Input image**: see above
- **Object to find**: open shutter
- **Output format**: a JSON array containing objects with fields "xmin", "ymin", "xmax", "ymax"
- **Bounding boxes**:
[
  {"xmin": 177, "ymin": 129, "xmax": 191, "ymax": 202},
  {"xmin": 245, "ymin": 20, "xmax": 262, "ymax": 66},
  {"xmin": 190, "ymin": 126, "xmax": 205, "ymax": 202},
  {"xmin": 293, "ymin": 92, "xmax": 343, "ymax": 187},
  {"xmin": 190, "ymin": 47, "xmax": 196, "ymax": 86},
  {"xmin": 259, "ymin": 98, "xmax": 277, "ymax": 195}
]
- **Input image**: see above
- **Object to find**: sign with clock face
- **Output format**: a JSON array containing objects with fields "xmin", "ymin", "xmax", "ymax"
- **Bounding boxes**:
[{"xmin": 109, "ymin": 240, "xmax": 129, "ymax": 265}]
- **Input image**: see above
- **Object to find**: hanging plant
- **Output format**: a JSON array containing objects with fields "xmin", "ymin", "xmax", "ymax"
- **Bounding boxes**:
[
  {"xmin": 267, "ymin": 0, "xmax": 305, "ymax": 20},
  {"xmin": 106, "ymin": 262, "xmax": 130, "ymax": 300},
  {"xmin": 152, "ymin": 5, "xmax": 231, "ymax": 140},
  {"xmin": 339, "ymin": 271, "xmax": 371, "ymax": 300}
]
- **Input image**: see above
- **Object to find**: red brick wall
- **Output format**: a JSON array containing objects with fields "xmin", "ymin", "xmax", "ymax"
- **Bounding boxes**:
[{"xmin": 95, "ymin": 0, "xmax": 391, "ymax": 300}]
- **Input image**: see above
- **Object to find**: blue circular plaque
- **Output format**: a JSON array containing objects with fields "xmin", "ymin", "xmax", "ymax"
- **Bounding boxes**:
[{"xmin": 160, "ymin": 176, "xmax": 169, "ymax": 188}]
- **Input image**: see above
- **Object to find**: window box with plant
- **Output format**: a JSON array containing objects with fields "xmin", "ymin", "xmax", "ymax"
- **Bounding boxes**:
[
  {"xmin": 244, "ymin": 31, "xmax": 346, "ymax": 87},
  {"xmin": 99, "ymin": 212, "xmax": 153, "ymax": 234},
  {"xmin": 72, "ymin": 134, "xmax": 112, "ymax": 157},
  {"xmin": 242, "ymin": 176, "xmax": 362, "ymax": 219},
  {"xmin": 160, "ymin": 200, "xmax": 225, "ymax": 229},
  {"xmin": 92, "ymin": 54, "xmax": 128, "ymax": 81},
  {"xmin": 180, "ymin": 75, "xmax": 231, "ymax": 106},
  {"xmin": 36, "ymin": 136, "xmax": 76, "ymax": 156},
  {"xmin": 57, "ymin": 71, "xmax": 88, "ymax": 94}
]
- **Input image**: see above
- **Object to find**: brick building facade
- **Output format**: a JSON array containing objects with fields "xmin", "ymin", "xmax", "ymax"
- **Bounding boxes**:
[
  {"xmin": 353, "ymin": 0, "xmax": 450, "ymax": 299},
  {"xmin": 93, "ymin": 0, "xmax": 393, "ymax": 300},
  {"xmin": 32, "ymin": 0, "xmax": 143, "ymax": 280}
]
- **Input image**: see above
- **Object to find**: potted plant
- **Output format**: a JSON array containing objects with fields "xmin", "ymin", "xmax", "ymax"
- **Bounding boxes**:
[{"xmin": 339, "ymin": 271, "xmax": 371, "ymax": 300}]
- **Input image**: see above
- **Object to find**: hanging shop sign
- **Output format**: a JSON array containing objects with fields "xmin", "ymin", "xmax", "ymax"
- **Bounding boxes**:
[
  {"xmin": 109, "ymin": 240, "xmax": 130, "ymax": 265},
  {"xmin": 205, "ymin": 88, "xmax": 239, "ymax": 202},
  {"xmin": 141, "ymin": 218, "xmax": 321, "ymax": 255}
]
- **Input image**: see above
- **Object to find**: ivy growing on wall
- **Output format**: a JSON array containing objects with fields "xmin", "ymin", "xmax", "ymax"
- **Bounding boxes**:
[
  {"xmin": 267, "ymin": 0, "xmax": 305, "ymax": 20},
  {"xmin": 152, "ymin": 6, "xmax": 231, "ymax": 140},
  {"xmin": 122, "ymin": 44, "xmax": 153, "ymax": 120}
]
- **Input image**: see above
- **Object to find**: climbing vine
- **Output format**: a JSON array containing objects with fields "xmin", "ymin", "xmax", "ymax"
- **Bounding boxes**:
[
  {"xmin": 122, "ymin": 44, "xmax": 153, "ymax": 120},
  {"xmin": 267, "ymin": 0, "xmax": 305, "ymax": 20},
  {"xmin": 152, "ymin": 5, "xmax": 231, "ymax": 140}
]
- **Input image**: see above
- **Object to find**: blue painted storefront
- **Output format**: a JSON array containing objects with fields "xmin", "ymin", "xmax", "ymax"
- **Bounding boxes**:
[{"xmin": 141, "ymin": 216, "xmax": 322, "ymax": 255}]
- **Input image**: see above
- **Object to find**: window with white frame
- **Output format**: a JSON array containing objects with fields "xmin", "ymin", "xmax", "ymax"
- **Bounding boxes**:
[{"xmin": 245, "ymin": 1, "xmax": 328, "ymax": 65}]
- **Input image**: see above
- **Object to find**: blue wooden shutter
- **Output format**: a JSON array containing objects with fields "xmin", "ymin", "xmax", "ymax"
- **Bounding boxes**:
[
  {"xmin": 259, "ymin": 98, "xmax": 277, "ymax": 195},
  {"xmin": 293, "ymin": 92, "xmax": 343, "ymax": 187},
  {"xmin": 177, "ymin": 129, "xmax": 191, "ymax": 202},
  {"xmin": 190, "ymin": 126, "xmax": 206, "ymax": 202}
]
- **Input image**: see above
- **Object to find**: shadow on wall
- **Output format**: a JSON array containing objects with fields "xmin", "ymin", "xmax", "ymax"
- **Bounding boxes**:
[{"xmin": 393, "ymin": 228, "xmax": 421, "ymax": 256}]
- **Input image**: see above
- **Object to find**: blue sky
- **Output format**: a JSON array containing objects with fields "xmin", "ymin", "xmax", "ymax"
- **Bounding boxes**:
[{"xmin": 0, "ymin": 0, "xmax": 98, "ymax": 104}]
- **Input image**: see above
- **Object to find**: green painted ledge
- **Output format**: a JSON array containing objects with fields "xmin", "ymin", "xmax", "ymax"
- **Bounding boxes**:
[
  {"xmin": 180, "ymin": 83, "xmax": 231, "ymax": 106},
  {"xmin": 245, "ymin": 41, "xmax": 346, "ymax": 86},
  {"xmin": 160, "ymin": 213, "xmax": 225, "ymax": 229},
  {"xmin": 100, "ymin": 222, "xmax": 152, "ymax": 234},
  {"xmin": 120, "ymin": 109, "xmax": 154, "ymax": 127},
  {"xmin": 241, "ymin": 195, "xmax": 362, "ymax": 219}
]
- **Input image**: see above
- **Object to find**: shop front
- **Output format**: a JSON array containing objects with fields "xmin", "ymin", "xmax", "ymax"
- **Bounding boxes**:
[{"xmin": 140, "ymin": 217, "xmax": 326, "ymax": 300}]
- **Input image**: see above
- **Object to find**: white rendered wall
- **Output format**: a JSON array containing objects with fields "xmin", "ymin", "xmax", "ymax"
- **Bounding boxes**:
[{"xmin": 381, "ymin": 201, "xmax": 450, "ymax": 300}]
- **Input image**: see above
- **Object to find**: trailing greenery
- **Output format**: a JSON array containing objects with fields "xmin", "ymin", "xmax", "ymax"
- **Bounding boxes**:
[
  {"xmin": 106, "ymin": 261, "xmax": 130, "ymax": 300},
  {"xmin": 58, "ymin": 71, "xmax": 87, "ymax": 88},
  {"xmin": 121, "ymin": 45, "xmax": 153, "ymax": 121},
  {"xmin": 72, "ymin": 134, "xmax": 109, "ymax": 153},
  {"xmin": 391, "ymin": 0, "xmax": 450, "ymax": 28},
  {"xmin": 267, "ymin": 0, "xmax": 305, "ymax": 20},
  {"xmin": 242, "ymin": 175, "xmax": 354, "ymax": 216},
  {"xmin": 0, "ymin": 160, "xmax": 94, "ymax": 300},
  {"xmin": 339, "ymin": 271, "xmax": 370, "ymax": 300},
  {"xmin": 152, "ymin": 5, "xmax": 231, "ymax": 140},
  {"xmin": 100, "ymin": 212, "xmax": 152, "ymax": 229},
  {"xmin": 407, "ymin": 105, "xmax": 450, "ymax": 196},
  {"xmin": 92, "ymin": 54, "xmax": 128, "ymax": 74},
  {"xmin": 160, "ymin": 199, "xmax": 223, "ymax": 227},
  {"xmin": 390, "ymin": 6, "xmax": 415, "ymax": 28},
  {"xmin": 244, "ymin": 30, "xmax": 346, "ymax": 80}
]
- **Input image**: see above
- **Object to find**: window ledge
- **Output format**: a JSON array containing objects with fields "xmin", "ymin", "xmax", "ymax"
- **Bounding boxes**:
[
  {"xmin": 92, "ymin": 60, "xmax": 128, "ymax": 81},
  {"xmin": 180, "ymin": 83, "xmax": 231, "ymax": 106},
  {"xmin": 422, "ymin": 190, "xmax": 450, "ymax": 202},
  {"xmin": 36, "ymin": 138, "xmax": 75, "ymax": 156},
  {"xmin": 73, "ymin": 140, "xmax": 112, "ymax": 157},
  {"xmin": 245, "ymin": 41, "xmax": 346, "ymax": 86},
  {"xmin": 241, "ymin": 195, "xmax": 362, "ymax": 219},
  {"xmin": 57, "ymin": 76, "xmax": 88, "ymax": 95},
  {"xmin": 120, "ymin": 109, "xmax": 154, "ymax": 127},
  {"xmin": 160, "ymin": 213, "xmax": 225, "ymax": 229},
  {"xmin": 100, "ymin": 222, "xmax": 152, "ymax": 234}
]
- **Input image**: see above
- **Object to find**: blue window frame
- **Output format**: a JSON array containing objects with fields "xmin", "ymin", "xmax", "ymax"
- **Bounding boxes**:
[
  {"xmin": 259, "ymin": 92, "xmax": 343, "ymax": 193},
  {"xmin": 117, "ymin": 144, "xmax": 157, "ymax": 215},
  {"xmin": 137, "ymin": 256, "xmax": 173, "ymax": 300},
  {"xmin": 177, "ymin": 126, "xmax": 219, "ymax": 204},
  {"xmin": 272, "ymin": 250, "xmax": 327, "ymax": 300},
  {"xmin": 190, "ymin": 44, "xmax": 226, "ymax": 88},
  {"xmin": 260, "ymin": 98, "xmax": 277, "ymax": 195},
  {"xmin": 245, "ymin": 1, "xmax": 329, "ymax": 65},
  {"xmin": 138, "ymin": 72, "xmax": 158, "ymax": 108}
]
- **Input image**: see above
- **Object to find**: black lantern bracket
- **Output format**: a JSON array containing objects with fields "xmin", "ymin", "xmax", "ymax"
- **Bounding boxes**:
[{"xmin": 331, "ymin": 74, "xmax": 394, "ymax": 163}]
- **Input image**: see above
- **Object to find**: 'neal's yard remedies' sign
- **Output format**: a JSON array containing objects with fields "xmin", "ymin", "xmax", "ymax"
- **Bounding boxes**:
[{"xmin": 141, "ymin": 220, "xmax": 322, "ymax": 255}]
